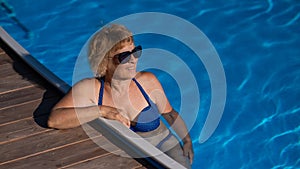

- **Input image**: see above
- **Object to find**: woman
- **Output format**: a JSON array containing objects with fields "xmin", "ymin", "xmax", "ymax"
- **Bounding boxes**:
[{"xmin": 48, "ymin": 24, "xmax": 193, "ymax": 168}]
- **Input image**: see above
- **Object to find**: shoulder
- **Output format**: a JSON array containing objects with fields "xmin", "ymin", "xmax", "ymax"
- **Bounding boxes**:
[
  {"xmin": 135, "ymin": 72, "xmax": 172, "ymax": 112},
  {"xmin": 136, "ymin": 71, "xmax": 158, "ymax": 83},
  {"xmin": 70, "ymin": 77, "xmax": 100, "ymax": 94},
  {"xmin": 52, "ymin": 78, "xmax": 100, "ymax": 109},
  {"xmin": 135, "ymin": 71, "xmax": 162, "ymax": 90},
  {"xmin": 73, "ymin": 78, "xmax": 99, "ymax": 87}
]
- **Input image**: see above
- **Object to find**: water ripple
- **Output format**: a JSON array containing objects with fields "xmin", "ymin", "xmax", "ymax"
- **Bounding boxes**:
[
  {"xmin": 280, "ymin": 142, "xmax": 300, "ymax": 158},
  {"xmin": 266, "ymin": 0, "xmax": 274, "ymax": 13},
  {"xmin": 268, "ymin": 126, "xmax": 300, "ymax": 143},
  {"xmin": 281, "ymin": 12, "xmax": 300, "ymax": 27},
  {"xmin": 267, "ymin": 4, "xmax": 300, "ymax": 27},
  {"xmin": 237, "ymin": 63, "xmax": 252, "ymax": 91}
]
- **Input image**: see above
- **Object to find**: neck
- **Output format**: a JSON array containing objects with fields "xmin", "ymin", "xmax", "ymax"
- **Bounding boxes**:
[{"xmin": 105, "ymin": 76, "xmax": 132, "ymax": 94}]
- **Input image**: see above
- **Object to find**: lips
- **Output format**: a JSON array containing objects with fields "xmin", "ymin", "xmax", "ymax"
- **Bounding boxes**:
[{"xmin": 127, "ymin": 66, "xmax": 135, "ymax": 70}]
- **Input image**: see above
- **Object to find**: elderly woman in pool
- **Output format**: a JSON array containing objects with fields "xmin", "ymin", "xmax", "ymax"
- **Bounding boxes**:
[{"xmin": 47, "ymin": 24, "xmax": 193, "ymax": 168}]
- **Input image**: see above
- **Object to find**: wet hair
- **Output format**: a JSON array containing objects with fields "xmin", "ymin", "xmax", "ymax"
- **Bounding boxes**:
[{"xmin": 88, "ymin": 24, "xmax": 133, "ymax": 77}]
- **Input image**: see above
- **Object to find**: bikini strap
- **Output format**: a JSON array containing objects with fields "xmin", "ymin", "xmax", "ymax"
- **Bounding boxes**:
[
  {"xmin": 98, "ymin": 78, "xmax": 104, "ymax": 105},
  {"xmin": 132, "ymin": 78, "xmax": 151, "ymax": 105}
]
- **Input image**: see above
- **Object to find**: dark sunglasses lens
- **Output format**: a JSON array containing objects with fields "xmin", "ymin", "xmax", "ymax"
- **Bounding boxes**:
[
  {"xmin": 135, "ymin": 45, "xmax": 142, "ymax": 51},
  {"xmin": 133, "ymin": 46, "xmax": 142, "ymax": 58},
  {"xmin": 133, "ymin": 50, "xmax": 142, "ymax": 58},
  {"xmin": 118, "ymin": 52, "xmax": 131, "ymax": 64},
  {"xmin": 117, "ymin": 45, "xmax": 143, "ymax": 64}
]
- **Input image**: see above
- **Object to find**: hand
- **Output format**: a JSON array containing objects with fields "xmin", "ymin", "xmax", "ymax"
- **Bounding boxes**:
[
  {"xmin": 182, "ymin": 141, "xmax": 194, "ymax": 164},
  {"xmin": 99, "ymin": 105, "xmax": 130, "ymax": 128}
]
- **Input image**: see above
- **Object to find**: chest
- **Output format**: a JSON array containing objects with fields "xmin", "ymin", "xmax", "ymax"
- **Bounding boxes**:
[{"xmin": 99, "ymin": 85, "xmax": 151, "ymax": 120}]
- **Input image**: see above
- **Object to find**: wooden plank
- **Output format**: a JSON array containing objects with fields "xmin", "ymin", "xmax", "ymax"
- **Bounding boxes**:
[
  {"xmin": 0, "ymin": 47, "xmax": 55, "ymax": 93},
  {"xmin": 0, "ymin": 55, "xmax": 33, "ymax": 75},
  {"xmin": 0, "ymin": 56, "xmax": 63, "ymax": 97},
  {"xmin": 0, "ymin": 90, "xmax": 61, "ymax": 127},
  {"xmin": 0, "ymin": 48, "xmax": 13, "ymax": 65},
  {"xmin": 0, "ymin": 86, "xmax": 45, "ymax": 110},
  {"xmin": 0, "ymin": 123, "xmax": 141, "ymax": 169},
  {"xmin": 0, "ymin": 136, "xmax": 112, "ymax": 169},
  {"xmin": 0, "ymin": 43, "xmax": 24, "ymax": 65},
  {"xmin": 0, "ymin": 127, "xmax": 92, "ymax": 163},
  {"xmin": 0, "ymin": 117, "xmax": 47, "ymax": 144},
  {"xmin": 1, "ymin": 118, "xmax": 103, "ymax": 149},
  {"xmin": 0, "ymin": 99, "xmax": 40, "ymax": 124},
  {"xmin": 0, "ymin": 79, "xmax": 34, "ymax": 95},
  {"xmin": 133, "ymin": 166, "xmax": 148, "ymax": 169},
  {"xmin": 0, "ymin": 63, "xmax": 18, "ymax": 78},
  {"xmin": 0, "ymin": 62, "xmax": 38, "ymax": 80},
  {"xmin": 0, "ymin": 48, "xmax": 5, "ymax": 54},
  {"xmin": 62, "ymin": 152, "xmax": 143, "ymax": 169},
  {"xmin": 0, "ymin": 70, "xmax": 53, "ymax": 95}
]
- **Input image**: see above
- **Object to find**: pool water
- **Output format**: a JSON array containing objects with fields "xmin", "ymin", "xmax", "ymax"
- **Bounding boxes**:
[{"xmin": 1, "ymin": 0, "xmax": 300, "ymax": 168}]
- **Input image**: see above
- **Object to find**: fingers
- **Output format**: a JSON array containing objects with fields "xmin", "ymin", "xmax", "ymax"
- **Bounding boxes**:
[
  {"xmin": 100, "ymin": 106, "xmax": 130, "ymax": 127},
  {"xmin": 184, "ymin": 149, "xmax": 194, "ymax": 164},
  {"xmin": 183, "ymin": 146, "xmax": 189, "ymax": 157},
  {"xmin": 113, "ymin": 109, "xmax": 130, "ymax": 128},
  {"xmin": 183, "ymin": 143, "xmax": 194, "ymax": 164},
  {"xmin": 118, "ymin": 110, "xmax": 131, "ymax": 128},
  {"xmin": 118, "ymin": 114, "xmax": 130, "ymax": 128},
  {"xmin": 189, "ymin": 150, "xmax": 194, "ymax": 164}
]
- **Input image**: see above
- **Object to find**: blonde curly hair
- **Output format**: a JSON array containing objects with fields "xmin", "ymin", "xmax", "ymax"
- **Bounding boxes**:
[{"xmin": 88, "ymin": 24, "xmax": 133, "ymax": 77}]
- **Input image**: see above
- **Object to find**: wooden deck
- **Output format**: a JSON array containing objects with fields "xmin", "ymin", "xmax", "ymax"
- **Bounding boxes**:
[{"xmin": 0, "ymin": 42, "xmax": 151, "ymax": 168}]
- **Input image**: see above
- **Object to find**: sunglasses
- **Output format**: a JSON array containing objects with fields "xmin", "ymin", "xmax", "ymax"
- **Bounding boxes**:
[{"xmin": 113, "ymin": 45, "xmax": 142, "ymax": 64}]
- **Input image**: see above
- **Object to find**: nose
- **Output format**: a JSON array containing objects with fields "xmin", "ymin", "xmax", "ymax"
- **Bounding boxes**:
[{"xmin": 128, "ymin": 54, "xmax": 137, "ymax": 63}]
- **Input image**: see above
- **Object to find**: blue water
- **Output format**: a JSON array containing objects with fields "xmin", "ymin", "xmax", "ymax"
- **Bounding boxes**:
[{"xmin": 1, "ymin": 0, "xmax": 300, "ymax": 168}]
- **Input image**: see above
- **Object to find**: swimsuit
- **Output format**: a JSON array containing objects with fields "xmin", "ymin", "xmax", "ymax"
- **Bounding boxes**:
[
  {"xmin": 130, "ymin": 78, "xmax": 161, "ymax": 132},
  {"xmin": 98, "ymin": 78, "xmax": 160, "ymax": 132},
  {"xmin": 98, "ymin": 77, "xmax": 173, "ymax": 146},
  {"xmin": 98, "ymin": 77, "xmax": 161, "ymax": 132},
  {"xmin": 97, "ymin": 77, "xmax": 190, "ymax": 168}
]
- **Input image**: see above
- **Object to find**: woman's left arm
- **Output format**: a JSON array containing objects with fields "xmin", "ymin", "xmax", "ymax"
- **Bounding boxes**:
[
  {"xmin": 140, "ymin": 72, "xmax": 194, "ymax": 164},
  {"xmin": 162, "ymin": 109, "xmax": 194, "ymax": 164}
]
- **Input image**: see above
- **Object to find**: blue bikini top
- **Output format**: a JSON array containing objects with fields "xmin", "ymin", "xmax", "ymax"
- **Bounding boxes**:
[{"xmin": 98, "ymin": 78, "xmax": 160, "ymax": 132}]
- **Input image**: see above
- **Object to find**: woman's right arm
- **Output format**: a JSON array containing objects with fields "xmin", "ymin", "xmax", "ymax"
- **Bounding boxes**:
[{"xmin": 47, "ymin": 78, "xmax": 130, "ymax": 129}]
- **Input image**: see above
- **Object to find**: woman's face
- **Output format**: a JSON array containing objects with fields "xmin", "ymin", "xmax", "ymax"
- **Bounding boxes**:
[{"xmin": 108, "ymin": 43, "xmax": 138, "ymax": 80}]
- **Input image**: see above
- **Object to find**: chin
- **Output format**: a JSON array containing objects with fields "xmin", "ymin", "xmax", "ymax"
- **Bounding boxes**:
[
  {"xmin": 127, "ymin": 71, "xmax": 137, "ymax": 79},
  {"xmin": 113, "ymin": 72, "xmax": 136, "ymax": 80}
]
